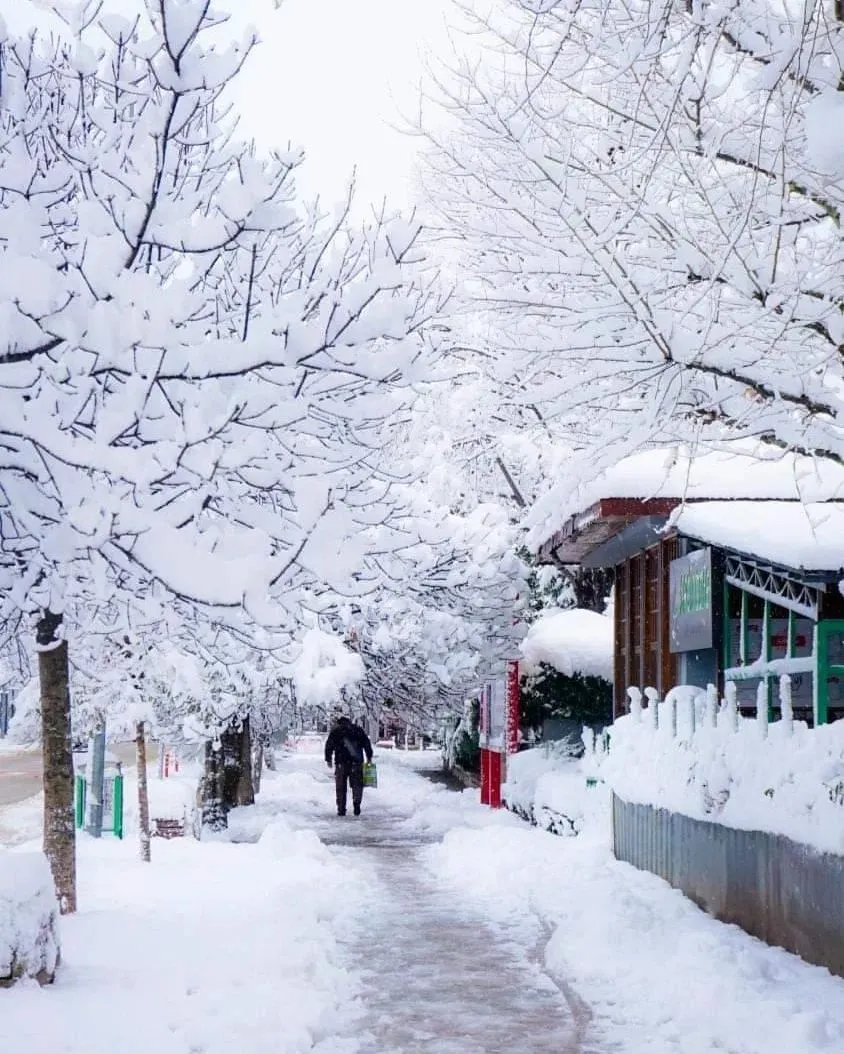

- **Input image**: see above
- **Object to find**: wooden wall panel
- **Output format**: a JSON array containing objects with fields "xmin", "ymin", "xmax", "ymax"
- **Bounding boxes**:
[{"xmin": 613, "ymin": 536, "xmax": 680, "ymax": 715}]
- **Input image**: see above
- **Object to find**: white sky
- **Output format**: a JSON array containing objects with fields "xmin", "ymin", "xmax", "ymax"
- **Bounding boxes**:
[{"xmin": 226, "ymin": 0, "xmax": 454, "ymax": 208}]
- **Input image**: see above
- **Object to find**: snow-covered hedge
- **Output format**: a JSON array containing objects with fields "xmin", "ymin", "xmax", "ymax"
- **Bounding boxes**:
[
  {"xmin": 587, "ymin": 686, "xmax": 844, "ymax": 855},
  {"xmin": 0, "ymin": 850, "xmax": 60, "ymax": 987},
  {"xmin": 519, "ymin": 608, "xmax": 614, "ymax": 735},
  {"xmin": 519, "ymin": 607, "xmax": 612, "ymax": 680},
  {"xmin": 503, "ymin": 744, "xmax": 602, "ymax": 836}
]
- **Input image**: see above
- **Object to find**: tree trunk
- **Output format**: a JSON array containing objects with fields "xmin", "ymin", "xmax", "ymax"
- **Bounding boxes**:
[
  {"xmin": 37, "ymin": 610, "xmax": 76, "ymax": 915},
  {"xmin": 237, "ymin": 716, "xmax": 254, "ymax": 805},
  {"xmin": 199, "ymin": 740, "xmax": 227, "ymax": 832},
  {"xmin": 135, "ymin": 721, "xmax": 151, "ymax": 863},
  {"xmin": 220, "ymin": 716, "xmax": 254, "ymax": 809},
  {"xmin": 570, "ymin": 567, "xmax": 615, "ymax": 613}
]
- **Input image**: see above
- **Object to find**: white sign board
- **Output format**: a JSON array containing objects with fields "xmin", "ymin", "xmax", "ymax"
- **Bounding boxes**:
[{"xmin": 480, "ymin": 680, "xmax": 506, "ymax": 752}]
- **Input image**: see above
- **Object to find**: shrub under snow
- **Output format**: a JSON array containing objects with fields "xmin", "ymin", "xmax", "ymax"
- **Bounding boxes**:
[
  {"xmin": 503, "ymin": 744, "xmax": 603, "ymax": 836},
  {"xmin": 0, "ymin": 850, "xmax": 60, "ymax": 987}
]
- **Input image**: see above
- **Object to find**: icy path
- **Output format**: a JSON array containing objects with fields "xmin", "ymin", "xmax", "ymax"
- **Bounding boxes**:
[
  {"xmin": 246, "ymin": 749, "xmax": 598, "ymax": 1054},
  {"xmin": 306, "ymin": 807, "xmax": 592, "ymax": 1053}
]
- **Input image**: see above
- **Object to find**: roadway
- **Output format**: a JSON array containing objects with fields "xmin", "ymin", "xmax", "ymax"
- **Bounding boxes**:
[{"xmin": 0, "ymin": 748, "xmax": 42, "ymax": 807}]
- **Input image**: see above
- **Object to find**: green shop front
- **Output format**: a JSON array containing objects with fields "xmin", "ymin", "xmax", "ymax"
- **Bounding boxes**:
[
  {"xmin": 675, "ymin": 543, "xmax": 844, "ymax": 725},
  {"xmin": 538, "ymin": 497, "xmax": 844, "ymax": 725}
]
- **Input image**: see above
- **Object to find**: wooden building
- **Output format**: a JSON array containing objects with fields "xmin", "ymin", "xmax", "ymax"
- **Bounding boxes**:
[{"xmin": 535, "ymin": 453, "xmax": 844, "ymax": 725}]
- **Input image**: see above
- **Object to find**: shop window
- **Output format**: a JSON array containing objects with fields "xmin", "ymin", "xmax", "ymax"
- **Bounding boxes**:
[
  {"xmin": 733, "ymin": 677, "xmax": 761, "ymax": 715},
  {"xmin": 826, "ymin": 628, "xmax": 844, "ymax": 667},
  {"xmin": 788, "ymin": 671, "xmax": 815, "ymax": 721},
  {"xmin": 817, "ymin": 621, "xmax": 844, "ymax": 725},
  {"xmin": 767, "ymin": 602, "xmax": 814, "ymax": 662},
  {"xmin": 742, "ymin": 593, "xmax": 765, "ymax": 665},
  {"xmin": 826, "ymin": 675, "xmax": 844, "ymax": 715}
]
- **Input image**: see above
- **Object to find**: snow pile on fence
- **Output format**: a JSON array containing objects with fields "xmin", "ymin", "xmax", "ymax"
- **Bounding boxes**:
[
  {"xmin": 587, "ymin": 683, "xmax": 844, "ymax": 854},
  {"xmin": 0, "ymin": 850, "xmax": 60, "ymax": 987},
  {"xmin": 503, "ymin": 744, "xmax": 605, "ymax": 836},
  {"xmin": 519, "ymin": 608, "xmax": 613, "ymax": 680}
]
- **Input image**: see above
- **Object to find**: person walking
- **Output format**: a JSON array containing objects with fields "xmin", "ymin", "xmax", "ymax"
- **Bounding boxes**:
[{"xmin": 324, "ymin": 715, "xmax": 373, "ymax": 816}]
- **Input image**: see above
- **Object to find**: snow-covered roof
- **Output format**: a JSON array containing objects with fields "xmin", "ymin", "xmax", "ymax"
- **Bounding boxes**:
[
  {"xmin": 519, "ymin": 608, "xmax": 613, "ymax": 681},
  {"xmin": 670, "ymin": 502, "xmax": 844, "ymax": 573},
  {"xmin": 528, "ymin": 446, "xmax": 844, "ymax": 548}
]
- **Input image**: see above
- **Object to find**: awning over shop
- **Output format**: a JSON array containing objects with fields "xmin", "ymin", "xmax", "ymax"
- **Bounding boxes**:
[{"xmin": 537, "ymin": 498, "xmax": 680, "ymax": 564}]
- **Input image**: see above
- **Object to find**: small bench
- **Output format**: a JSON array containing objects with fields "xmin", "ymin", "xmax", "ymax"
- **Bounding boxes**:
[{"xmin": 151, "ymin": 817, "xmax": 185, "ymax": 839}]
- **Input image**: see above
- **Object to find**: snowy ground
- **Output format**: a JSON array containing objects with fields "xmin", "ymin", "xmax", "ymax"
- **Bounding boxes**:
[{"xmin": 2, "ymin": 750, "xmax": 844, "ymax": 1053}]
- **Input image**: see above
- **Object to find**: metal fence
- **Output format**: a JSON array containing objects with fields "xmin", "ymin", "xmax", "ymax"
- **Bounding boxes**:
[{"xmin": 612, "ymin": 793, "xmax": 844, "ymax": 978}]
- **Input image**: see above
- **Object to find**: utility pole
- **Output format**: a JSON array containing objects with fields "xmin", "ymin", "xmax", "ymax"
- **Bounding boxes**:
[{"xmin": 85, "ymin": 725, "xmax": 106, "ymax": 838}]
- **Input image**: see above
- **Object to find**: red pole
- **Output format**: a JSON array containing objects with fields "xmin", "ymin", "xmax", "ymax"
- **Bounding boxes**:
[
  {"xmin": 489, "ymin": 750, "xmax": 502, "ymax": 809},
  {"xmin": 480, "ymin": 748, "xmax": 490, "ymax": 805}
]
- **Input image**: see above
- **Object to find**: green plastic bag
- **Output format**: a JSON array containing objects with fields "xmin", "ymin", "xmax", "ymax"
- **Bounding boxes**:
[{"xmin": 362, "ymin": 761, "xmax": 378, "ymax": 789}]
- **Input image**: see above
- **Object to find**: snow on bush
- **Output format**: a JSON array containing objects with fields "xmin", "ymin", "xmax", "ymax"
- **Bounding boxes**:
[
  {"xmin": 0, "ymin": 850, "xmax": 60, "ymax": 987},
  {"xmin": 503, "ymin": 744, "xmax": 601, "ymax": 836},
  {"xmin": 519, "ymin": 608, "xmax": 612, "ymax": 680},
  {"xmin": 587, "ymin": 687, "xmax": 844, "ymax": 855}
]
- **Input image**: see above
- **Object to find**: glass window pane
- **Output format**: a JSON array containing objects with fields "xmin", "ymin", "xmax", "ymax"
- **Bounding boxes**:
[{"xmin": 826, "ymin": 629, "xmax": 844, "ymax": 667}]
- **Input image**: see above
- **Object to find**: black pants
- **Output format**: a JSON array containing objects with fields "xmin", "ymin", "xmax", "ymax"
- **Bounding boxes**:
[{"xmin": 335, "ymin": 762, "xmax": 364, "ymax": 814}]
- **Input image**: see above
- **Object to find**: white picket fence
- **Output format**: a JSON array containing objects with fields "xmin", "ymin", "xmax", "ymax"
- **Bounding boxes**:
[
  {"xmin": 601, "ymin": 674, "xmax": 797, "ymax": 747},
  {"xmin": 579, "ymin": 672, "xmax": 844, "ymax": 856}
]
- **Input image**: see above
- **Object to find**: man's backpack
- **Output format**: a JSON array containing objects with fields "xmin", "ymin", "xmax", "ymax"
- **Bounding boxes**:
[{"xmin": 342, "ymin": 735, "xmax": 364, "ymax": 763}]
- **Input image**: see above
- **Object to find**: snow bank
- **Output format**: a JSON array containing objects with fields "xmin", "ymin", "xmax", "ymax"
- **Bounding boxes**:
[
  {"xmin": 147, "ymin": 772, "xmax": 197, "ymax": 822},
  {"xmin": 0, "ymin": 850, "xmax": 60, "ymax": 986},
  {"xmin": 0, "ymin": 793, "xmax": 43, "ymax": 849},
  {"xmin": 588, "ymin": 691, "xmax": 844, "ymax": 855},
  {"xmin": 503, "ymin": 744, "xmax": 598, "ymax": 835},
  {"xmin": 519, "ymin": 607, "xmax": 612, "ymax": 679},
  {"xmin": 0, "ymin": 800, "xmax": 366, "ymax": 1052},
  {"xmin": 426, "ymin": 813, "xmax": 844, "ymax": 1054}
]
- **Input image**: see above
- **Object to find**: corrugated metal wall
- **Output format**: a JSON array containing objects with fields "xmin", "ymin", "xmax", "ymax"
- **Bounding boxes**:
[{"xmin": 612, "ymin": 794, "xmax": 844, "ymax": 977}]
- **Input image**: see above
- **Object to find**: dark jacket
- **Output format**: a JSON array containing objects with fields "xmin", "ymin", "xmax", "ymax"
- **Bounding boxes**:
[{"xmin": 325, "ymin": 718, "xmax": 373, "ymax": 768}]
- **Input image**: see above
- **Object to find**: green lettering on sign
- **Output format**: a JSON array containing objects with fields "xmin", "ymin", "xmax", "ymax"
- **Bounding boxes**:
[
  {"xmin": 669, "ymin": 548, "xmax": 714, "ymax": 654},
  {"xmin": 674, "ymin": 565, "xmax": 711, "ymax": 615}
]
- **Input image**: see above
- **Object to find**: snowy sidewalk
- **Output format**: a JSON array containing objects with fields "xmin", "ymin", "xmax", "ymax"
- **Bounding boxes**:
[
  {"xmin": 257, "ymin": 776, "xmax": 589, "ymax": 1053},
  {"xmin": 225, "ymin": 753, "xmax": 593, "ymax": 1052},
  {"xmin": 333, "ymin": 837, "xmax": 589, "ymax": 1053},
  {"xmin": 3, "ymin": 750, "xmax": 844, "ymax": 1054}
]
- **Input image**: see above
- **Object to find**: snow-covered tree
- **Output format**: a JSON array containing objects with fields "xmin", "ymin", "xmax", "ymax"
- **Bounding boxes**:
[
  {"xmin": 0, "ymin": 0, "xmax": 442, "ymax": 909},
  {"xmin": 421, "ymin": 0, "xmax": 844, "ymax": 479}
]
